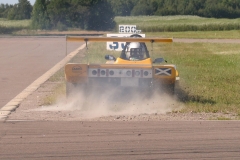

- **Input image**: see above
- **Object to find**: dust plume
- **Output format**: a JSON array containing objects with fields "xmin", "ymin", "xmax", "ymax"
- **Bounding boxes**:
[{"xmin": 35, "ymin": 85, "xmax": 181, "ymax": 120}]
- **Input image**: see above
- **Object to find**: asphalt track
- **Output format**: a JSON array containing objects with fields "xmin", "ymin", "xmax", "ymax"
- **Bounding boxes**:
[
  {"xmin": 0, "ymin": 37, "xmax": 81, "ymax": 108},
  {"xmin": 1, "ymin": 37, "xmax": 240, "ymax": 159},
  {"xmin": 1, "ymin": 121, "xmax": 240, "ymax": 159}
]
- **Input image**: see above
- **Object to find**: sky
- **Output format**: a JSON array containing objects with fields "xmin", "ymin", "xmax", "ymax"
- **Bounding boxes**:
[{"xmin": 0, "ymin": 0, "xmax": 35, "ymax": 5}]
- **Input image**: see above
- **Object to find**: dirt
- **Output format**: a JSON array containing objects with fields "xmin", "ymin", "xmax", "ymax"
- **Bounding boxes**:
[{"xmin": 8, "ymin": 80, "xmax": 239, "ymax": 121}]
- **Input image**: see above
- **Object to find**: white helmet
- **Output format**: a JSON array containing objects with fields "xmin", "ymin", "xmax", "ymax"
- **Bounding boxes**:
[{"xmin": 126, "ymin": 42, "xmax": 144, "ymax": 60}]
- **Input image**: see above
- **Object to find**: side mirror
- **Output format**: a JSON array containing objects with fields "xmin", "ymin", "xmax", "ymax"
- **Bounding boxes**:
[
  {"xmin": 105, "ymin": 55, "xmax": 116, "ymax": 61},
  {"xmin": 153, "ymin": 58, "xmax": 165, "ymax": 63}
]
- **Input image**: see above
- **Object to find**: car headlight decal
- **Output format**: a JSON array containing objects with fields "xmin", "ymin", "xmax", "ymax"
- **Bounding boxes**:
[
  {"xmin": 109, "ymin": 70, "xmax": 114, "ymax": 76},
  {"xmin": 100, "ymin": 70, "xmax": 106, "ymax": 76},
  {"xmin": 89, "ymin": 69, "xmax": 152, "ymax": 78},
  {"xmin": 92, "ymin": 70, "xmax": 97, "ymax": 76},
  {"xmin": 143, "ymin": 71, "xmax": 149, "ymax": 77},
  {"xmin": 126, "ymin": 70, "xmax": 132, "ymax": 77}
]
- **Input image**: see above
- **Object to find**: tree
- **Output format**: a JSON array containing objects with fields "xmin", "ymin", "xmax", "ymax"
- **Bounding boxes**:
[
  {"xmin": 7, "ymin": 0, "xmax": 32, "ymax": 20},
  {"xmin": 17, "ymin": 0, "xmax": 32, "ymax": 19},
  {"xmin": 0, "ymin": 4, "xmax": 14, "ymax": 18},
  {"xmin": 66, "ymin": 1, "xmax": 91, "ymax": 29},
  {"xmin": 108, "ymin": 0, "xmax": 136, "ymax": 16},
  {"xmin": 47, "ymin": 0, "xmax": 72, "ymax": 29},
  {"xmin": 0, "ymin": 4, "xmax": 6, "ymax": 18},
  {"xmin": 31, "ymin": 0, "xmax": 51, "ymax": 29},
  {"xmin": 87, "ymin": 0, "xmax": 116, "ymax": 30},
  {"xmin": 131, "ymin": 0, "xmax": 155, "ymax": 16},
  {"xmin": 31, "ymin": 0, "xmax": 115, "ymax": 31}
]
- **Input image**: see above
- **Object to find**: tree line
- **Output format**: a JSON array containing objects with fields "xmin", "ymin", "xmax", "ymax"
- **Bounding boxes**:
[
  {"xmin": 1, "ymin": 0, "xmax": 240, "ymax": 31},
  {"xmin": 31, "ymin": 0, "xmax": 115, "ymax": 31},
  {"xmin": 109, "ymin": 0, "xmax": 240, "ymax": 18},
  {"xmin": 0, "ymin": 0, "xmax": 32, "ymax": 20}
]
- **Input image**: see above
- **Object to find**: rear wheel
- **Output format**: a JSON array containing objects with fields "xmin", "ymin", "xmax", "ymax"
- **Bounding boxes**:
[
  {"xmin": 165, "ymin": 84, "xmax": 175, "ymax": 95},
  {"xmin": 154, "ymin": 83, "xmax": 175, "ymax": 95}
]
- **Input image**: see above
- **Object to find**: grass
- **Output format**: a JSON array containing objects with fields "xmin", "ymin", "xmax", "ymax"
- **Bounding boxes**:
[
  {"xmin": 43, "ymin": 38, "xmax": 240, "ymax": 116},
  {"xmin": 145, "ymin": 30, "xmax": 240, "ymax": 39},
  {"xmin": 155, "ymin": 42, "xmax": 240, "ymax": 114},
  {"xmin": 2, "ymin": 15, "xmax": 240, "ymax": 37},
  {"xmin": 115, "ymin": 15, "xmax": 240, "ymax": 32},
  {"xmin": 0, "ymin": 18, "xmax": 31, "ymax": 34},
  {"xmin": 0, "ymin": 18, "xmax": 30, "ymax": 27}
]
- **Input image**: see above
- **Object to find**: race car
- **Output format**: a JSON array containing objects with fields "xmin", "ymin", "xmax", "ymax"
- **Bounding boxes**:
[{"xmin": 65, "ymin": 34, "xmax": 179, "ymax": 96}]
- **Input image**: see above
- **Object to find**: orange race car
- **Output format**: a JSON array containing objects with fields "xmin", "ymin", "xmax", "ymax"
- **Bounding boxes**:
[{"xmin": 65, "ymin": 34, "xmax": 179, "ymax": 96}]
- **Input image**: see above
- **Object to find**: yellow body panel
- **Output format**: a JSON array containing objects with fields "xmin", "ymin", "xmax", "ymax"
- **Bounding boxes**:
[
  {"xmin": 114, "ymin": 58, "xmax": 152, "ymax": 65},
  {"xmin": 65, "ymin": 64, "xmax": 88, "ymax": 83},
  {"xmin": 88, "ymin": 64, "xmax": 152, "ymax": 69}
]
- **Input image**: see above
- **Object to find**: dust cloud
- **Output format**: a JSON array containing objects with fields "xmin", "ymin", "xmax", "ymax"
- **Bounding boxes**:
[{"xmin": 35, "ymin": 86, "xmax": 181, "ymax": 120}]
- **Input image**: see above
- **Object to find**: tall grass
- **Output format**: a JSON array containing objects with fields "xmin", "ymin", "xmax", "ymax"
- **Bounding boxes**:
[
  {"xmin": 145, "ymin": 30, "xmax": 240, "ymax": 39},
  {"xmin": 0, "ymin": 18, "xmax": 31, "ymax": 34},
  {"xmin": 115, "ymin": 15, "xmax": 240, "ymax": 32},
  {"xmin": 2, "ymin": 15, "xmax": 240, "ymax": 34}
]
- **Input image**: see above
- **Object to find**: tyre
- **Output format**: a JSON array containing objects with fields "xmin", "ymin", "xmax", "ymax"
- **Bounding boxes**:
[{"xmin": 165, "ymin": 84, "xmax": 175, "ymax": 95}]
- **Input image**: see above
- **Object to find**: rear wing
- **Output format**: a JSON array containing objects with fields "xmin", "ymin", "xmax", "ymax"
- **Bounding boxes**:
[
  {"xmin": 66, "ymin": 36, "xmax": 173, "ymax": 43},
  {"xmin": 65, "ymin": 36, "xmax": 173, "ymax": 61}
]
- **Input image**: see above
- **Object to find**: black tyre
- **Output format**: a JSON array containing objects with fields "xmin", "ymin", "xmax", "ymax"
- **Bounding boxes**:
[{"xmin": 165, "ymin": 84, "xmax": 175, "ymax": 95}]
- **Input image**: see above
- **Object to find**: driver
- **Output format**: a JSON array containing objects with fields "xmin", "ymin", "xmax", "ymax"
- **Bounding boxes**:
[{"xmin": 126, "ymin": 42, "xmax": 144, "ymax": 61}]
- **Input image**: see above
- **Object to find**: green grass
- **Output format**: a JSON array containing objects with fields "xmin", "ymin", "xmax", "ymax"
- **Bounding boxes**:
[
  {"xmin": 0, "ymin": 18, "xmax": 31, "ymax": 27},
  {"xmin": 0, "ymin": 18, "xmax": 31, "ymax": 34},
  {"xmin": 115, "ymin": 15, "xmax": 240, "ymax": 38},
  {"xmin": 115, "ymin": 15, "xmax": 240, "ymax": 32},
  {"xmin": 154, "ymin": 42, "xmax": 240, "ymax": 114},
  {"xmin": 2, "ymin": 15, "xmax": 240, "ymax": 37},
  {"xmin": 145, "ymin": 30, "xmax": 240, "ymax": 39}
]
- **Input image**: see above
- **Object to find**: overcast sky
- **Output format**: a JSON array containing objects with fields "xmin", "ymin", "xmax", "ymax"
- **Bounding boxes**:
[{"xmin": 0, "ymin": 0, "xmax": 35, "ymax": 5}]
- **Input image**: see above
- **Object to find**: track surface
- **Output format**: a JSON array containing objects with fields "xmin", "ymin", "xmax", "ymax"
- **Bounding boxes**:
[
  {"xmin": 0, "ymin": 37, "xmax": 81, "ymax": 108},
  {"xmin": 1, "ymin": 37, "xmax": 240, "ymax": 159},
  {"xmin": 1, "ymin": 121, "xmax": 240, "ymax": 160}
]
